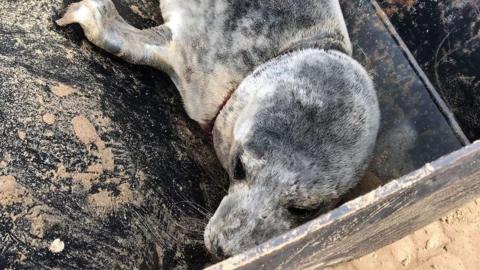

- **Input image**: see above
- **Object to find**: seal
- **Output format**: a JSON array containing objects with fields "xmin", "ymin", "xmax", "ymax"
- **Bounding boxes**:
[{"xmin": 57, "ymin": 0, "xmax": 380, "ymax": 258}]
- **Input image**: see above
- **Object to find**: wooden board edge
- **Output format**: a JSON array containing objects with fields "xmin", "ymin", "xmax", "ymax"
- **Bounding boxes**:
[{"xmin": 207, "ymin": 141, "xmax": 480, "ymax": 269}]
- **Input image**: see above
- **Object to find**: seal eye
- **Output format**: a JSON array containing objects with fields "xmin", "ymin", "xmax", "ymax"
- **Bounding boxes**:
[
  {"xmin": 287, "ymin": 206, "xmax": 318, "ymax": 223},
  {"xmin": 233, "ymin": 156, "xmax": 246, "ymax": 180},
  {"xmin": 287, "ymin": 206, "xmax": 315, "ymax": 217}
]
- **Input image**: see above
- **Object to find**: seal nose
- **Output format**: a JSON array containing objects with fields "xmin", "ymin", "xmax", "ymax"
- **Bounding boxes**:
[
  {"xmin": 216, "ymin": 246, "xmax": 225, "ymax": 258},
  {"xmin": 205, "ymin": 223, "xmax": 222, "ymax": 258},
  {"xmin": 206, "ymin": 234, "xmax": 227, "ymax": 260}
]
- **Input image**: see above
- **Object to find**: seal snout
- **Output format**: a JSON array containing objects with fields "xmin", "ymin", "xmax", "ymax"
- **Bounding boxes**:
[
  {"xmin": 204, "ymin": 187, "xmax": 292, "ymax": 258},
  {"xmin": 204, "ymin": 221, "xmax": 232, "ymax": 259},
  {"xmin": 204, "ymin": 198, "xmax": 246, "ymax": 258},
  {"xmin": 205, "ymin": 233, "xmax": 226, "ymax": 260},
  {"xmin": 204, "ymin": 207, "xmax": 225, "ymax": 258}
]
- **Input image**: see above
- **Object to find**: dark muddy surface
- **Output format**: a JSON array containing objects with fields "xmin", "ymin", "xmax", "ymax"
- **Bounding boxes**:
[
  {"xmin": 378, "ymin": 0, "xmax": 480, "ymax": 141},
  {"xmin": 0, "ymin": 0, "xmax": 465, "ymax": 269},
  {"xmin": 0, "ymin": 0, "xmax": 227, "ymax": 269}
]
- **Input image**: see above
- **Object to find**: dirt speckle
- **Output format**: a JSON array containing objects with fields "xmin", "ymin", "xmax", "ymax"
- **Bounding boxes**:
[
  {"xmin": 118, "ymin": 183, "xmax": 143, "ymax": 207},
  {"xmin": 49, "ymin": 239, "xmax": 65, "ymax": 253},
  {"xmin": 101, "ymin": 148, "xmax": 115, "ymax": 172},
  {"xmin": 73, "ymin": 172, "xmax": 99, "ymax": 191},
  {"xmin": 42, "ymin": 113, "xmax": 55, "ymax": 125},
  {"xmin": 50, "ymin": 83, "xmax": 76, "ymax": 97},
  {"xmin": 95, "ymin": 139, "xmax": 106, "ymax": 150},
  {"xmin": 0, "ymin": 175, "xmax": 32, "ymax": 206},
  {"xmin": 382, "ymin": 0, "xmax": 418, "ymax": 17},
  {"xmin": 401, "ymin": 256, "xmax": 411, "ymax": 267},
  {"xmin": 87, "ymin": 183, "xmax": 143, "ymax": 216},
  {"xmin": 87, "ymin": 189, "xmax": 115, "ymax": 216},
  {"xmin": 130, "ymin": 5, "xmax": 146, "ymax": 18},
  {"xmin": 425, "ymin": 229, "xmax": 447, "ymax": 250},
  {"xmin": 18, "ymin": 130, "xmax": 26, "ymax": 140},
  {"xmin": 0, "ymin": 153, "xmax": 11, "ymax": 169},
  {"xmin": 25, "ymin": 205, "xmax": 62, "ymax": 239},
  {"xmin": 18, "ymin": 253, "xmax": 27, "ymax": 262},
  {"xmin": 87, "ymin": 164, "xmax": 104, "ymax": 174},
  {"xmin": 72, "ymin": 115, "xmax": 98, "ymax": 144},
  {"xmin": 53, "ymin": 164, "xmax": 69, "ymax": 182}
]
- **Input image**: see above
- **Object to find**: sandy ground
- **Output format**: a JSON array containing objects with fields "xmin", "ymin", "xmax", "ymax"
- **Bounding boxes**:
[{"xmin": 330, "ymin": 198, "xmax": 480, "ymax": 270}]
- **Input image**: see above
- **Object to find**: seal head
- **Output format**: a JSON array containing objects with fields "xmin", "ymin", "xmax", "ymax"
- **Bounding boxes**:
[{"xmin": 205, "ymin": 49, "xmax": 380, "ymax": 257}]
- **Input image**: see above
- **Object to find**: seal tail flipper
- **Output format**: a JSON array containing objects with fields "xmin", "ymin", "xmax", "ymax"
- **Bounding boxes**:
[{"xmin": 57, "ymin": 0, "xmax": 173, "ymax": 71}]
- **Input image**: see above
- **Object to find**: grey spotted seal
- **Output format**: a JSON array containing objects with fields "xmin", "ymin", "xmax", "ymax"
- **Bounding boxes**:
[{"xmin": 57, "ymin": 0, "xmax": 380, "ymax": 258}]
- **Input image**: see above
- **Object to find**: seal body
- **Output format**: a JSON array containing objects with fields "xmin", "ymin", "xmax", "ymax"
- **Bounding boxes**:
[
  {"xmin": 57, "ymin": 0, "xmax": 380, "ymax": 258},
  {"xmin": 162, "ymin": 0, "xmax": 352, "ymax": 128},
  {"xmin": 57, "ymin": 0, "xmax": 352, "ymax": 126}
]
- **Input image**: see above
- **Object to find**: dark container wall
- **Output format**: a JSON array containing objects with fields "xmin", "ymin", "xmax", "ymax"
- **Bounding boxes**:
[
  {"xmin": 339, "ymin": 0, "xmax": 462, "ymax": 184},
  {"xmin": 377, "ymin": 0, "xmax": 480, "ymax": 141}
]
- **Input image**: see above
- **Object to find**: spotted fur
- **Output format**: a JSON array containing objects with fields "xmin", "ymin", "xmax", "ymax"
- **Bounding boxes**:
[{"xmin": 57, "ymin": 0, "xmax": 379, "ymax": 258}]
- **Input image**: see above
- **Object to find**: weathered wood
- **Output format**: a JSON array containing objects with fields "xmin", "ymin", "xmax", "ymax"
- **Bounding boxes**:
[{"xmin": 208, "ymin": 142, "xmax": 480, "ymax": 270}]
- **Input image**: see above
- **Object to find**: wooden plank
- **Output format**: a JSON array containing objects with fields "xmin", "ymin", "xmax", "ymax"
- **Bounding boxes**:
[{"xmin": 209, "ymin": 142, "xmax": 480, "ymax": 269}]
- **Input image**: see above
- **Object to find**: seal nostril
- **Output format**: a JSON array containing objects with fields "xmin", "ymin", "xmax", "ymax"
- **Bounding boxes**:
[
  {"xmin": 233, "ymin": 155, "xmax": 246, "ymax": 180},
  {"xmin": 216, "ymin": 246, "xmax": 225, "ymax": 258}
]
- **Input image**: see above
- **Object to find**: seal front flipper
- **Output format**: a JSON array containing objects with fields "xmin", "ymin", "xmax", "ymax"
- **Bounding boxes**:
[{"xmin": 57, "ymin": 0, "xmax": 173, "ymax": 71}]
